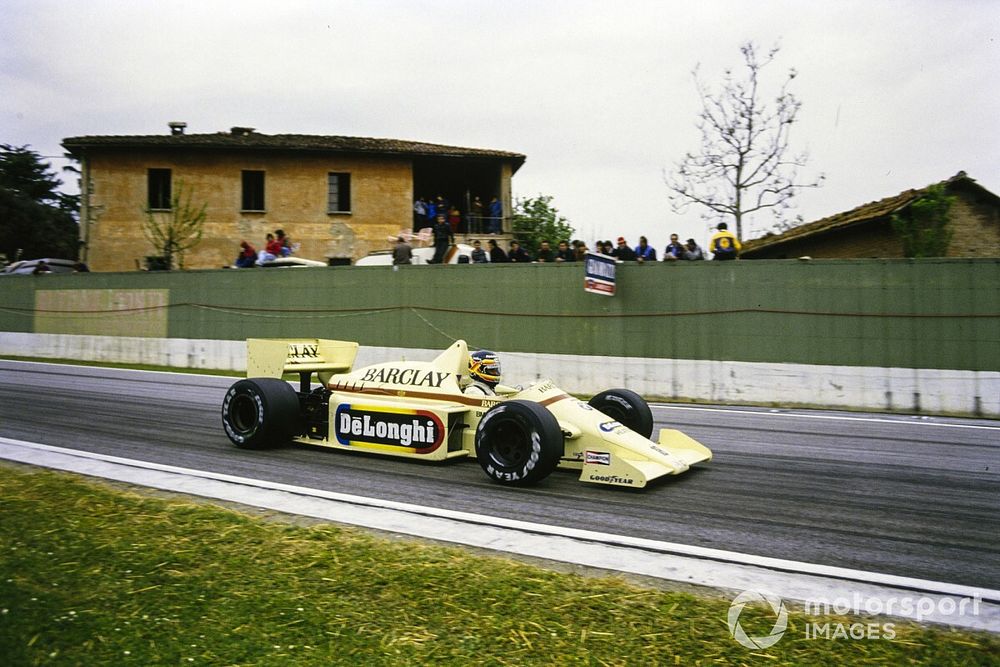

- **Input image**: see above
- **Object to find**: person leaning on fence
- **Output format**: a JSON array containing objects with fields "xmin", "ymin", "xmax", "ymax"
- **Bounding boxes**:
[
  {"xmin": 683, "ymin": 238, "xmax": 706, "ymax": 260},
  {"xmin": 471, "ymin": 240, "xmax": 489, "ymax": 263},
  {"xmin": 613, "ymin": 237, "xmax": 637, "ymax": 261},
  {"xmin": 488, "ymin": 239, "xmax": 508, "ymax": 263},
  {"xmin": 663, "ymin": 233, "xmax": 684, "ymax": 261},
  {"xmin": 709, "ymin": 223, "xmax": 741, "ymax": 260},
  {"xmin": 508, "ymin": 240, "xmax": 531, "ymax": 263},
  {"xmin": 535, "ymin": 240, "xmax": 556, "ymax": 263},
  {"xmin": 635, "ymin": 236, "xmax": 657, "ymax": 262},
  {"xmin": 555, "ymin": 240, "xmax": 576, "ymax": 262}
]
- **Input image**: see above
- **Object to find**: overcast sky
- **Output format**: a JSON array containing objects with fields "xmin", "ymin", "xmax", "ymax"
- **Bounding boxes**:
[{"xmin": 3, "ymin": 0, "xmax": 997, "ymax": 251}]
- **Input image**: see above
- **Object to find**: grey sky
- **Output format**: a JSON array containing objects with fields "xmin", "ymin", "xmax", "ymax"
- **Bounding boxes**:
[{"xmin": 3, "ymin": 0, "xmax": 997, "ymax": 251}]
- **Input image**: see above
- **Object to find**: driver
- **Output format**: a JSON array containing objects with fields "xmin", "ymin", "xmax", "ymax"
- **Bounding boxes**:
[{"xmin": 465, "ymin": 349, "xmax": 502, "ymax": 396}]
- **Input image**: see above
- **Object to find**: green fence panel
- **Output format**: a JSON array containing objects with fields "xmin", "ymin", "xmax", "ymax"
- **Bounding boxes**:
[{"xmin": 2, "ymin": 259, "xmax": 997, "ymax": 371}]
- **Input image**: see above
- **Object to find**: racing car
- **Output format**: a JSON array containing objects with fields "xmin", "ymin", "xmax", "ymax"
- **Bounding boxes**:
[{"xmin": 221, "ymin": 338, "xmax": 712, "ymax": 488}]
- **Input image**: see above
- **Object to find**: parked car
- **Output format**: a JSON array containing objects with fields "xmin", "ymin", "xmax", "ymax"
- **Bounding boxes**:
[
  {"xmin": 1, "ymin": 258, "xmax": 80, "ymax": 275},
  {"xmin": 355, "ymin": 244, "xmax": 474, "ymax": 266}
]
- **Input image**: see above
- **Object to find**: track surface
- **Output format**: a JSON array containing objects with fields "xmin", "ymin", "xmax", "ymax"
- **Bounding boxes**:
[{"xmin": 1, "ymin": 361, "xmax": 997, "ymax": 589}]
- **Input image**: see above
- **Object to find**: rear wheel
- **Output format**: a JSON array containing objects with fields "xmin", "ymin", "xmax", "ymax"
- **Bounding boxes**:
[
  {"xmin": 588, "ymin": 389, "xmax": 654, "ymax": 438},
  {"xmin": 222, "ymin": 378, "xmax": 301, "ymax": 449},
  {"xmin": 475, "ymin": 400, "xmax": 563, "ymax": 486}
]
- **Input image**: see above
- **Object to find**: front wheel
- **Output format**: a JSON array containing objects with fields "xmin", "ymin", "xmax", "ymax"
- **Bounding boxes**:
[
  {"xmin": 475, "ymin": 400, "xmax": 563, "ymax": 486},
  {"xmin": 222, "ymin": 378, "xmax": 301, "ymax": 449},
  {"xmin": 588, "ymin": 389, "xmax": 654, "ymax": 439}
]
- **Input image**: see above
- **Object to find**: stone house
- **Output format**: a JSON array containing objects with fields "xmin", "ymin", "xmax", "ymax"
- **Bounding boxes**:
[
  {"xmin": 63, "ymin": 124, "xmax": 525, "ymax": 271},
  {"xmin": 741, "ymin": 172, "xmax": 1000, "ymax": 259}
]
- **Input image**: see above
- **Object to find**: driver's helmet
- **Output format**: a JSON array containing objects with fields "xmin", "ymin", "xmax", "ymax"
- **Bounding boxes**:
[{"xmin": 468, "ymin": 349, "xmax": 502, "ymax": 387}]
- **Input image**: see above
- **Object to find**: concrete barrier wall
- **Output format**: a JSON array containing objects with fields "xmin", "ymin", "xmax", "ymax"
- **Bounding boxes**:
[
  {"xmin": 2, "ymin": 331, "xmax": 997, "ymax": 417},
  {"xmin": 1, "ymin": 259, "xmax": 998, "ymax": 415}
]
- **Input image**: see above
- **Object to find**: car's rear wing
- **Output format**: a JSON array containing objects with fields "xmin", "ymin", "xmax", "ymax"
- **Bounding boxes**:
[{"xmin": 246, "ymin": 338, "xmax": 359, "ymax": 389}]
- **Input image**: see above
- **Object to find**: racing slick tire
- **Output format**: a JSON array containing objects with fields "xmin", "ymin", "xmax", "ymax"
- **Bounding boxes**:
[
  {"xmin": 222, "ymin": 378, "xmax": 301, "ymax": 449},
  {"xmin": 588, "ymin": 388, "xmax": 654, "ymax": 439},
  {"xmin": 475, "ymin": 400, "xmax": 564, "ymax": 486}
]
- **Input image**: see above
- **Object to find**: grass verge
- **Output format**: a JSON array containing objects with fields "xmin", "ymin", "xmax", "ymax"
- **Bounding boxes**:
[{"xmin": 1, "ymin": 465, "xmax": 997, "ymax": 665}]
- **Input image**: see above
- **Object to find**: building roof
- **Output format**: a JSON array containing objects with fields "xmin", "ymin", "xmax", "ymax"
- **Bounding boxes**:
[
  {"xmin": 742, "ymin": 171, "xmax": 998, "ymax": 254},
  {"xmin": 63, "ymin": 127, "xmax": 526, "ymax": 171}
]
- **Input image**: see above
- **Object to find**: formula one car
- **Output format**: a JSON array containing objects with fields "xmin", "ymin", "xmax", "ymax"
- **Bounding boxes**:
[{"xmin": 221, "ymin": 339, "xmax": 712, "ymax": 488}]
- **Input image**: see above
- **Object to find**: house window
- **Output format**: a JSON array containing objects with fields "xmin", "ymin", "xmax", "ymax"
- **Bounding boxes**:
[
  {"xmin": 327, "ymin": 172, "xmax": 351, "ymax": 213},
  {"xmin": 147, "ymin": 168, "xmax": 171, "ymax": 210},
  {"xmin": 242, "ymin": 170, "xmax": 265, "ymax": 211}
]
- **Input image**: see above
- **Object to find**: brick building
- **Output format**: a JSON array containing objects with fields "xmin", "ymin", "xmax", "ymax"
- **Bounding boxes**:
[
  {"xmin": 63, "ymin": 124, "xmax": 525, "ymax": 271},
  {"xmin": 741, "ymin": 172, "xmax": 1000, "ymax": 259}
]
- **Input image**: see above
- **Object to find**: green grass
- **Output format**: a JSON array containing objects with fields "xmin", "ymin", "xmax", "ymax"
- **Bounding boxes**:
[{"xmin": 0, "ymin": 466, "xmax": 996, "ymax": 665}]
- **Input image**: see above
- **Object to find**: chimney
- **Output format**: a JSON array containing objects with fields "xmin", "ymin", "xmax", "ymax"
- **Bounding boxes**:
[
  {"xmin": 168, "ymin": 121, "xmax": 187, "ymax": 135},
  {"xmin": 230, "ymin": 126, "xmax": 256, "ymax": 136}
]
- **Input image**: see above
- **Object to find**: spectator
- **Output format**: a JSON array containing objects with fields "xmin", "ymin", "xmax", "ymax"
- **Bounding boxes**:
[
  {"xmin": 413, "ymin": 197, "xmax": 427, "ymax": 232},
  {"xmin": 448, "ymin": 205, "xmax": 462, "ymax": 233},
  {"xmin": 508, "ymin": 240, "xmax": 531, "ymax": 263},
  {"xmin": 471, "ymin": 195, "xmax": 485, "ymax": 233},
  {"xmin": 535, "ymin": 240, "xmax": 556, "ymax": 263},
  {"xmin": 613, "ymin": 237, "xmax": 637, "ymax": 261},
  {"xmin": 235, "ymin": 241, "xmax": 256, "ymax": 268},
  {"xmin": 488, "ymin": 239, "xmax": 508, "ymax": 263},
  {"xmin": 635, "ymin": 236, "xmax": 657, "ymax": 262},
  {"xmin": 257, "ymin": 233, "xmax": 283, "ymax": 264},
  {"xmin": 683, "ymin": 238, "xmax": 706, "ymax": 260},
  {"xmin": 275, "ymin": 229, "xmax": 293, "ymax": 256},
  {"xmin": 574, "ymin": 240, "xmax": 589, "ymax": 261},
  {"xmin": 425, "ymin": 197, "xmax": 437, "ymax": 225},
  {"xmin": 392, "ymin": 236, "xmax": 413, "ymax": 265},
  {"xmin": 488, "ymin": 196, "xmax": 503, "ymax": 234},
  {"xmin": 430, "ymin": 214, "xmax": 454, "ymax": 264},
  {"xmin": 595, "ymin": 240, "xmax": 612, "ymax": 256},
  {"xmin": 709, "ymin": 222, "xmax": 741, "ymax": 260},
  {"xmin": 32, "ymin": 260, "xmax": 52, "ymax": 274},
  {"xmin": 73, "ymin": 261, "xmax": 90, "ymax": 272},
  {"xmin": 663, "ymin": 233, "xmax": 685, "ymax": 261},
  {"xmin": 470, "ymin": 240, "xmax": 489, "ymax": 263},
  {"xmin": 555, "ymin": 240, "xmax": 575, "ymax": 262}
]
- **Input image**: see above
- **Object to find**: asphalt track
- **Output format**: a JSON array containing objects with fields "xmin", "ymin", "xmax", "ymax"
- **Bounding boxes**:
[{"xmin": 1, "ymin": 361, "xmax": 997, "ymax": 590}]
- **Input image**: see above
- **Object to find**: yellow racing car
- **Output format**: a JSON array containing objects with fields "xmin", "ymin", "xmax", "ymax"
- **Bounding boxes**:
[{"xmin": 221, "ymin": 338, "xmax": 711, "ymax": 488}]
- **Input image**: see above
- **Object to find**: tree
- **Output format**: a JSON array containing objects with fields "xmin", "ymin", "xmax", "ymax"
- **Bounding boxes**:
[
  {"xmin": 511, "ymin": 194, "xmax": 575, "ymax": 256},
  {"xmin": 0, "ymin": 144, "xmax": 80, "ymax": 262},
  {"xmin": 142, "ymin": 181, "xmax": 207, "ymax": 270},
  {"xmin": 891, "ymin": 184, "xmax": 955, "ymax": 257},
  {"xmin": 666, "ymin": 41, "xmax": 823, "ymax": 241}
]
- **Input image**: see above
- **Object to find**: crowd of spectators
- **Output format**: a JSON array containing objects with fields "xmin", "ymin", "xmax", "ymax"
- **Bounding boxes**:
[
  {"xmin": 458, "ymin": 223, "xmax": 739, "ymax": 265},
  {"xmin": 413, "ymin": 195, "xmax": 503, "ymax": 235},
  {"xmin": 234, "ymin": 228, "xmax": 298, "ymax": 267}
]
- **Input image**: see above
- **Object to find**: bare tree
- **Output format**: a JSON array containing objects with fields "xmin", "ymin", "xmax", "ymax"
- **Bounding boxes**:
[
  {"xmin": 142, "ymin": 181, "xmax": 206, "ymax": 270},
  {"xmin": 667, "ymin": 41, "xmax": 823, "ymax": 241}
]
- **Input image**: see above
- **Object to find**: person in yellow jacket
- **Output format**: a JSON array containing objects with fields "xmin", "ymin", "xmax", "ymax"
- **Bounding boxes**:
[{"xmin": 709, "ymin": 222, "xmax": 741, "ymax": 260}]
